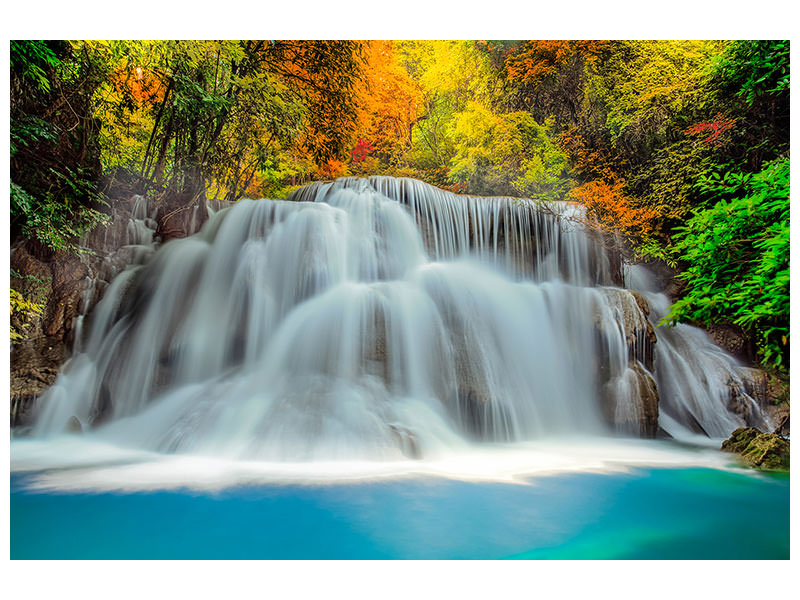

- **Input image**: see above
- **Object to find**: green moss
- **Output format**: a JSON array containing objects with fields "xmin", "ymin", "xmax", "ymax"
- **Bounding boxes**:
[
  {"xmin": 722, "ymin": 427, "xmax": 789, "ymax": 471},
  {"xmin": 721, "ymin": 427, "xmax": 760, "ymax": 454},
  {"xmin": 740, "ymin": 434, "xmax": 790, "ymax": 470}
]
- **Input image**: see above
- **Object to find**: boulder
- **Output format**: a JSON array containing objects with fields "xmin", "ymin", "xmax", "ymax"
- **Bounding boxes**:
[
  {"xmin": 773, "ymin": 413, "xmax": 790, "ymax": 438},
  {"xmin": 729, "ymin": 367, "xmax": 789, "ymax": 433},
  {"xmin": 593, "ymin": 289, "xmax": 659, "ymax": 437},
  {"xmin": 740, "ymin": 434, "xmax": 790, "ymax": 470},
  {"xmin": 722, "ymin": 427, "xmax": 790, "ymax": 471},
  {"xmin": 721, "ymin": 426, "xmax": 761, "ymax": 453},
  {"xmin": 66, "ymin": 416, "xmax": 83, "ymax": 434},
  {"xmin": 599, "ymin": 361, "xmax": 659, "ymax": 438},
  {"xmin": 594, "ymin": 288, "xmax": 656, "ymax": 372}
]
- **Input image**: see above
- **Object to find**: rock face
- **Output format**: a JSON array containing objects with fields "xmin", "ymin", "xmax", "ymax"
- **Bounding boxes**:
[
  {"xmin": 729, "ymin": 367, "xmax": 789, "ymax": 433},
  {"xmin": 594, "ymin": 288, "xmax": 660, "ymax": 437},
  {"xmin": 722, "ymin": 427, "xmax": 790, "ymax": 470},
  {"xmin": 707, "ymin": 323, "xmax": 757, "ymax": 364},
  {"xmin": 10, "ymin": 192, "xmax": 221, "ymax": 427},
  {"xmin": 11, "ymin": 242, "xmax": 83, "ymax": 426},
  {"xmin": 10, "ymin": 335, "xmax": 69, "ymax": 427}
]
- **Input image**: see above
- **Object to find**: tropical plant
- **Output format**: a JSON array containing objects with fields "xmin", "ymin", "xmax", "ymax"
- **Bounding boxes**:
[{"xmin": 664, "ymin": 158, "xmax": 789, "ymax": 369}]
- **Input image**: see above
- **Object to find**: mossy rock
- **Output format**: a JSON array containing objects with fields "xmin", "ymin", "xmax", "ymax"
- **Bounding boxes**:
[
  {"xmin": 721, "ymin": 427, "xmax": 761, "ymax": 454},
  {"xmin": 722, "ymin": 427, "xmax": 789, "ymax": 471},
  {"xmin": 740, "ymin": 434, "xmax": 789, "ymax": 470}
]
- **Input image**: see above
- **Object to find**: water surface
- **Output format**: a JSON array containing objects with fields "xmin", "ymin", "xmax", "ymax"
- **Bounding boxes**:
[{"xmin": 11, "ymin": 467, "xmax": 788, "ymax": 559}]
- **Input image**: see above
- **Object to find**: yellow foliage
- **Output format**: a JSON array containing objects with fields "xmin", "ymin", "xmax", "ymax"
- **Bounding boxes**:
[
  {"xmin": 589, "ymin": 40, "xmax": 728, "ymax": 143},
  {"xmin": 10, "ymin": 289, "xmax": 43, "ymax": 343}
]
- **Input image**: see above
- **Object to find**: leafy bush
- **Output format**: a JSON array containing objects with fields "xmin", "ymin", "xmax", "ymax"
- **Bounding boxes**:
[{"xmin": 664, "ymin": 158, "xmax": 789, "ymax": 369}]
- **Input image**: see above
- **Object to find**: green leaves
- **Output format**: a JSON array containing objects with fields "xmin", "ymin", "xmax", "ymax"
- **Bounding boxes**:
[
  {"xmin": 10, "ymin": 40, "xmax": 61, "ymax": 93},
  {"xmin": 664, "ymin": 158, "xmax": 789, "ymax": 370},
  {"xmin": 712, "ymin": 40, "xmax": 790, "ymax": 106},
  {"xmin": 10, "ymin": 115, "xmax": 59, "ymax": 156},
  {"xmin": 10, "ymin": 166, "xmax": 109, "ymax": 253}
]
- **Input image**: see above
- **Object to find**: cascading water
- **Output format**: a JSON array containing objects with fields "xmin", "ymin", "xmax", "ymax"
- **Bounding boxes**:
[{"xmin": 27, "ymin": 176, "xmax": 770, "ymax": 462}]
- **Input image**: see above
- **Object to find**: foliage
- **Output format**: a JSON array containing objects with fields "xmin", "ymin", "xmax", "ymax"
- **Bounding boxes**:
[
  {"xmin": 10, "ymin": 289, "xmax": 43, "ymax": 343},
  {"xmin": 351, "ymin": 41, "xmax": 423, "ymax": 172},
  {"xmin": 80, "ymin": 40, "xmax": 365, "ymax": 201},
  {"xmin": 628, "ymin": 138, "xmax": 717, "ymax": 229},
  {"xmin": 449, "ymin": 105, "xmax": 571, "ymax": 199},
  {"xmin": 664, "ymin": 158, "xmax": 789, "ymax": 369},
  {"xmin": 569, "ymin": 177, "xmax": 657, "ymax": 237},
  {"xmin": 10, "ymin": 40, "xmax": 109, "ymax": 253},
  {"xmin": 502, "ymin": 40, "xmax": 608, "ymax": 126},
  {"xmin": 399, "ymin": 41, "xmax": 500, "ymax": 176},
  {"xmin": 11, "ymin": 178, "xmax": 108, "ymax": 252},
  {"xmin": 706, "ymin": 40, "xmax": 789, "ymax": 171},
  {"xmin": 711, "ymin": 40, "xmax": 790, "ymax": 106},
  {"xmin": 10, "ymin": 40, "xmax": 61, "ymax": 93},
  {"xmin": 350, "ymin": 138, "xmax": 374, "ymax": 163},
  {"xmin": 586, "ymin": 41, "xmax": 726, "ymax": 157},
  {"xmin": 685, "ymin": 113, "xmax": 737, "ymax": 147}
]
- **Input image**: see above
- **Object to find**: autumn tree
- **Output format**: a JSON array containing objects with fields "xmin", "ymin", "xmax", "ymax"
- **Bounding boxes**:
[{"xmin": 349, "ymin": 41, "xmax": 423, "ymax": 174}]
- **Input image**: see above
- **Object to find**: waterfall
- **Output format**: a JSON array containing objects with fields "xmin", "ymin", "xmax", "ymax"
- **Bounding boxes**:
[{"xmin": 28, "ymin": 177, "xmax": 770, "ymax": 461}]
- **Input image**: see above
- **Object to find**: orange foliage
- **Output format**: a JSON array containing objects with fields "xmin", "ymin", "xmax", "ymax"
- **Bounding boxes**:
[
  {"xmin": 114, "ymin": 64, "xmax": 166, "ymax": 105},
  {"xmin": 316, "ymin": 158, "xmax": 348, "ymax": 179},
  {"xmin": 505, "ymin": 41, "xmax": 608, "ymax": 87},
  {"xmin": 570, "ymin": 178, "xmax": 658, "ymax": 237},
  {"xmin": 352, "ymin": 41, "xmax": 424, "ymax": 166}
]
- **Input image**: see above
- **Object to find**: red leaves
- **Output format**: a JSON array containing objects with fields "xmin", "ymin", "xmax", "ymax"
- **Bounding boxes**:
[
  {"xmin": 350, "ymin": 137, "xmax": 374, "ymax": 163},
  {"xmin": 685, "ymin": 113, "xmax": 736, "ymax": 147}
]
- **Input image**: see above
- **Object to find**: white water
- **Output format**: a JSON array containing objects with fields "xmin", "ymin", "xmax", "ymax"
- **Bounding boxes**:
[{"xmin": 14, "ymin": 177, "xmax": 770, "ymax": 483}]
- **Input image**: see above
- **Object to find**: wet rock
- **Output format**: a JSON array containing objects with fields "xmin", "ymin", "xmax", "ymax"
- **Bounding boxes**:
[
  {"xmin": 593, "ymin": 289, "xmax": 659, "ymax": 437},
  {"xmin": 10, "ymin": 336, "xmax": 68, "ymax": 426},
  {"xmin": 595, "ymin": 288, "xmax": 656, "ymax": 372},
  {"xmin": 721, "ymin": 426, "xmax": 761, "ymax": 453},
  {"xmin": 599, "ymin": 361, "xmax": 659, "ymax": 438},
  {"xmin": 156, "ymin": 191, "xmax": 209, "ymax": 243},
  {"xmin": 729, "ymin": 367, "xmax": 789, "ymax": 432},
  {"xmin": 734, "ymin": 367, "xmax": 770, "ymax": 408},
  {"xmin": 389, "ymin": 424, "xmax": 420, "ymax": 459},
  {"xmin": 773, "ymin": 413, "xmax": 790, "ymax": 438},
  {"xmin": 66, "ymin": 416, "xmax": 83, "ymax": 434},
  {"xmin": 722, "ymin": 427, "xmax": 790, "ymax": 470},
  {"xmin": 726, "ymin": 380, "xmax": 770, "ymax": 431},
  {"xmin": 707, "ymin": 322, "xmax": 756, "ymax": 364}
]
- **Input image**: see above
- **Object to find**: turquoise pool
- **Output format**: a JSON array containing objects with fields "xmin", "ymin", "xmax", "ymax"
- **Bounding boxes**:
[{"xmin": 10, "ymin": 467, "xmax": 789, "ymax": 559}]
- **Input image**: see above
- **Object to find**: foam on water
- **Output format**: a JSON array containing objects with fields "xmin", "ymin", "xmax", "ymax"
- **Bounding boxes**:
[{"xmin": 11, "ymin": 434, "xmax": 742, "ymax": 492}]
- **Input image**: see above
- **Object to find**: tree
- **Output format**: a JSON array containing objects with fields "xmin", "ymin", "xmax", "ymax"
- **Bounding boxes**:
[
  {"xmin": 349, "ymin": 40, "xmax": 423, "ymax": 173},
  {"xmin": 10, "ymin": 40, "xmax": 108, "ymax": 251}
]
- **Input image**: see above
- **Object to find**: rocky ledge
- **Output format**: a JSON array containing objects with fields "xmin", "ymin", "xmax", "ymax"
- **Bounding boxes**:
[{"xmin": 721, "ymin": 427, "xmax": 790, "ymax": 471}]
